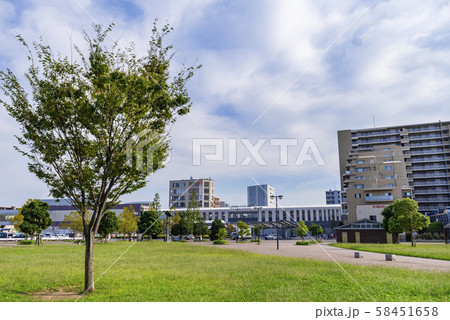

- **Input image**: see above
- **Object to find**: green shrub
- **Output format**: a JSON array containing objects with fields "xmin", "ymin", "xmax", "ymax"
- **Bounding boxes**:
[
  {"xmin": 203, "ymin": 235, "xmax": 209, "ymax": 239},
  {"xmin": 202, "ymin": 239, "xmax": 209, "ymax": 242},
  {"xmin": 296, "ymin": 241, "xmax": 310, "ymax": 245},
  {"xmin": 250, "ymin": 239, "xmax": 261, "ymax": 243},
  {"xmin": 18, "ymin": 240, "xmax": 33, "ymax": 245},
  {"xmin": 213, "ymin": 240, "xmax": 228, "ymax": 245}
]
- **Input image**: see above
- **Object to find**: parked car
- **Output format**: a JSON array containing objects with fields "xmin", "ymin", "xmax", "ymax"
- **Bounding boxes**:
[{"xmin": 265, "ymin": 234, "xmax": 277, "ymax": 240}]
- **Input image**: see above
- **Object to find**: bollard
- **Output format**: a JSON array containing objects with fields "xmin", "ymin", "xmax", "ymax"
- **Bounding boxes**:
[
  {"xmin": 354, "ymin": 252, "xmax": 362, "ymax": 258},
  {"xmin": 385, "ymin": 254, "xmax": 395, "ymax": 261}
]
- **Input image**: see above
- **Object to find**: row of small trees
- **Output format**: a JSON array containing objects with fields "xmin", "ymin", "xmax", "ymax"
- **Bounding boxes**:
[{"xmin": 11, "ymin": 193, "xmax": 166, "ymax": 243}]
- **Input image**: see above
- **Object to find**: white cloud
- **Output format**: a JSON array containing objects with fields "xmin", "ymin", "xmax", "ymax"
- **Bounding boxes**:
[{"xmin": 1, "ymin": 0, "xmax": 450, "ymax": 207}]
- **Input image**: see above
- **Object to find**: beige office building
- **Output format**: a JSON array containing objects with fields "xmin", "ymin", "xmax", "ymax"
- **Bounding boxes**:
[
  {"xmin": 169, "ymin": 178, "xmax": 215, "ymax": 208},
  {"xmin": 339, "ymin": 145, "xmax": 412, "ymax": 223},
  {"xmin": 338, "ymin": 121, "xmax": 450, "ymax": 220}
]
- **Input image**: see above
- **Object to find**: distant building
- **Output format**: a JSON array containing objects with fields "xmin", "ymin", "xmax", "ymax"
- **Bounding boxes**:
[
  {"xmin": 247, "ymin": 184, "xmax": 275, "ymax": 207},
  {"xmin": 169, "ymin": 178, "xmax": 215, "ymax": 208},
  {"xmin": 338, "ymin": 121, "xmax": 450, "ymax": 215},
  {"xmin": 219, "ymin": 201, "xmax": 229, "ymax": 208},
  {"xmin": 172, "ymin": 204, "xmax": 342, "ymax": 236},
  {"xmin": 326, "ymin": 189, "xmax": 341, "ymax": 204},
  {"xmin": 335, "ymin": 219, "xmax": 397, "ymax": 244},
  {"xmin": 213, "ymin": 197, "xmax": 220, "ymax": 208},
  {"xmin": 339, "ymin": 145, "xmax": 412, "ymax": 223}
]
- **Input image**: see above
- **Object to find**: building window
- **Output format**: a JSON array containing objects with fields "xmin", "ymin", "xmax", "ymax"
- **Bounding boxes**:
[
  {"xmin": 403, "ymin": 192, "xmax": 411, "ymax": 198},
  {"xmin": 355, "ymin": 194, "xmax": 361, "ymax": 199},
  {"xmin": 356, "ymin": 160, "xmax": 365, "ymax": 164},
  {"xmin": 355, "ymin": 176, "xmax": 365, "ymax": 180},
  {"xmin": 385, "ymin": 166, "xmax": 393, "ymax": 170},
  {"xmin": 355, "ymin": 184, "xmax": 364, "ymax": 189},
  {"xmin": 369, "ymin": 215, "xmax": 377, "ymax": 221},
  {"xmin": 386, "ymin": 184, "xmax": 395, "ymax": 187}
]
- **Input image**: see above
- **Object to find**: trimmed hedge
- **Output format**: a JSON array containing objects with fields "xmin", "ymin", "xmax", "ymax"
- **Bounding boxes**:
[
  {"xmin": 213, "ymin": 240, "xmax": 228, "ymax": 245},
  {"xmin": 18, "ymin": 240, "xmax": 33, "ymax": 245},
  {"xmin": 250, "ymin": 239, "xmax": 262, "ymax": 243},
  {"xmin": 296, "ymin": 241, "xmax": 311, "ymax": 245}
]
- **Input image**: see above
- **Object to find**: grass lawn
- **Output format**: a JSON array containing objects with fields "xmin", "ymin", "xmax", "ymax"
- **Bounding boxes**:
[
  {"xmin": 0, "ymin": 241, "xmax": 448, "ymax": 302},
  {"xmin": 329, "ymin": 243, "xmax": 450, "ymax": 261}
]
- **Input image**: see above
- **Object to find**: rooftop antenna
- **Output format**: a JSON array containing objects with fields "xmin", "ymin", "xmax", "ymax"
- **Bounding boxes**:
[{"xmin": 372, "ymin": 113, "xmax": 376, "ymax": 128}]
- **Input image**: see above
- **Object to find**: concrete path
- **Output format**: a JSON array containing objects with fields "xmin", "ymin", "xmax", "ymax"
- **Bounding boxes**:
[{"xmin": 190, "ymin": 240, "xmax": 450, "ymax": 272}]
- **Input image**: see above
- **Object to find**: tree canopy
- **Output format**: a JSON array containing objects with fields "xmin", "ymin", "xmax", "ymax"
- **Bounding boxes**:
[
  {"xmin": 118, "ymin": 205, "xmax": 138, "ymax": 239},
  {"xmin": 19, "ymin": 199, "xmax": 52, "ymax": 245},
  {"xmin": 296, "ymin": 220, "xmax": 308, "ymax": 239},
  {"xmin": 210, "ymin": 218, "xmax": 225, "ymax": 241},
  {"xmin": 383, "ymin": 198, "xmax": 430, "ymax": 246},
  {"xmin": 138, "ymin": 194, "xmax": 163, "ymax": 238},
  {"xmin": 98, "ymin": 210, "xmax": 119, "ymax": 239},
  {"xmin": 0, "ymin": 22, "xmax": 199, "ymax": 291},
  {"xmin": 308, "ymin": 223, "xmax": 323, "ymax": 239}
]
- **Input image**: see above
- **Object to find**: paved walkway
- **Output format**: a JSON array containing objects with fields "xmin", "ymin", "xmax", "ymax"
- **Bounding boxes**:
[{"xmin": 190, "ymin": 240, "xmax": 450, "ymax": 272}]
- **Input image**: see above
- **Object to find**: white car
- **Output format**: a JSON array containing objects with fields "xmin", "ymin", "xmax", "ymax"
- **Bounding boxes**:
[{"xmin": 265, "ymin": 234, "xmax": 277, "ymax": 240}]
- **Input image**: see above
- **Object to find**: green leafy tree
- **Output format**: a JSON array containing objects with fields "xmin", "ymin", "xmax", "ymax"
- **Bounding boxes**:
[
  {"xmin": 237, "ymin": 220, "xmax": 250, "ymax": 241},
  {"xmin": 296, "ymin": 220, "xmax": 308, "ymax": 240},
  {"xmin": 186, "ymin": 192, "xmax": 200, "ymax": 233},
  {"xmin": 138, "ymin": 194, "xmax": 163, "ymax": 239},
  {"xmin": 19, "ymin": 200, "xmax": 52, "ymax": 245},
  {"xmin": 193, "ymin": 218, "xmax": 209, "ymax": 237},
  {"xmin": 253, "ymin": 223, "xmax": 263, "ymax": 244},
  {"xmin": 0, "ymin": 23, "xmax": 199, "ymax": 291},
  {"xmin": 309, "ymin": 223, "xmax": 323, "ymax": 239},
  {"xmin": 171, "ymin": 217, "xmax": 190, "ymax": 240},
  {"xmin": 10, "ymin": 213, "xmax": 24, "ymax": 233},
  {"xmin": 226, "ymin": 224, "xmax": 236, "ymax": 235},
  {"xmin": 60, "ymin": 211, "xmax": 91, "ymax": 239},
  {"xmin": 389, "ymin": 198, "xmax": 430, "ymax": 247},
  {"xmin": 118, "ymin": 205, "xmax": 138, "ymax": 241},
  {"xmin": 427, "ymin": 221, "xmax": 444, "ymax": 233},
  {"xmin": 98, "ymin": 211, "xmax": 119, "ymax": 240},
  {"xmin": 210, "ymin": 218, "xmax": 225, "ymax": 241},
  {"xmin": 217, "ymin": 228, "xmax": 227, "ymax": 241}
]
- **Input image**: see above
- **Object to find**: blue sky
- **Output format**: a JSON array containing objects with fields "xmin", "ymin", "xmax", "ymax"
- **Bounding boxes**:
[{"xmin": 1, "ymin": 0, "xmax": 450, "ymax": 207}]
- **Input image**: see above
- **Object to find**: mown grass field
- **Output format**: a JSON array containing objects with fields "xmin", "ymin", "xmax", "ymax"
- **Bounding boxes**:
[
  {"xmin": 329, "ymin": 243, "xmax": 450, "ymax": 261},
  {"xmin": 0, "ymin": 241, "xmax": 448, "ymax": 302}
]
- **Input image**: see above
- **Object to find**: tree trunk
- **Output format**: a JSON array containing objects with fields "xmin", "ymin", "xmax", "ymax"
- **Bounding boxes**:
[{"xmin": 84, "ymin": 231, "xmax": 95, "ymax": 292}]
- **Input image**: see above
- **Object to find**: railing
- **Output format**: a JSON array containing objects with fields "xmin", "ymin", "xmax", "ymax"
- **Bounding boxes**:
[
  {"xmin": 408, "ymin": 126, "xmax": 441, "ymax": 133},
  {"xmin": 365, "ymin": 195, "xmax": 394, "ymax": 202},
  {"xmin": 410, "ymin": 149, "xmax": 444, "ymax": 155}
]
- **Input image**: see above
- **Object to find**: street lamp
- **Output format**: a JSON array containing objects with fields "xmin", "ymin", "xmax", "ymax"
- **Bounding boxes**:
[
  {"xmin": 165, "ymin": 210, "xmax": 173, "ymax": 242},
  {"xmin": 270, "ymin": 195, "xmax": 283, "ymax": 250}
]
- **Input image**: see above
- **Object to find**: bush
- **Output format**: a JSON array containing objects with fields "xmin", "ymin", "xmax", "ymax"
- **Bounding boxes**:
[
  {"xmin": 18, "ymin": 240, "xmax": 33, "ymax": 245},
  {"xmin": 202, "ymin": 239, "xmax": 209, "ymax": 242},
  {"xmin": 213, "ymin": 240, "xmax": 228, "ymax": 245},
  {"xmin": 250, "ymin": 239, "xmax": 261, "ymax": 243},
  {"xmin": 296, "ymin": 241, "xmax": 310, "ymax": 245},
  {"xmin": 203, "ymin": 235, "xmax": 209, "ymax": 239}
]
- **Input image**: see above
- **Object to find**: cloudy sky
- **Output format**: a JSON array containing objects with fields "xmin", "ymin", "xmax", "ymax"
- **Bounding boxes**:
[{"xmin": 1, "ymin": 0, "xmax": 450, "ymax": 208}]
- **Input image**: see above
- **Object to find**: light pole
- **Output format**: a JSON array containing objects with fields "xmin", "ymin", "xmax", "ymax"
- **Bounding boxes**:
[
  {"xmin": 165, "ymin": 210, "xmax": 173, "ymax": 242},
  {"xmin": 271, "ymin": 195, "xmax": 283, "ymax": 250}
]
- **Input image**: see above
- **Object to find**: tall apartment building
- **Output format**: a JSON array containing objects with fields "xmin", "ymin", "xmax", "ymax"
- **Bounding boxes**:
[
  {"xmin": 169, "ymin": 178, "xmax": 215, "ymax": 208},
  {"xmin": 326, "ymin": 189, "xmax": 341, "ymax": 204},
  {"xmin": 247, "ymin": 184, "xmax": 275, "ymax": 207},
  {"xmin": 338, "ymin": 121, "xmax": 450, "ymax": 218},
  {"xmin": 339, "ymin": 145, "xmax": 412, "ymax": 222}
]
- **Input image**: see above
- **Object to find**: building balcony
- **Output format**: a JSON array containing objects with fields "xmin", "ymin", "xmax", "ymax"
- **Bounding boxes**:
[
  {"xmin": 410, "ymin": 157, "xmax": 445, "ymax": 163},
  {"xmin": 412, "ymin": 173, "xmax": 448, "ymax": 179},
  {"xmin": 410, "ymin": 149, "xmax": 445, "ymax": 155},
  {"xmin": 408, "ymin": 127, "xmax": 442, "ymax": 133},
  {"xmin": 365, "ymin": 195, "xmax": 394, "ymax": 202},
  {"xmin": 411, "ymin": 165, "xmax": 446, "ymax": 171},
  {"xmin": 413, "ymin": 180, "xmax": 448, "ymax": 186},
  {"xmin": 415, "ymin": 197, "xmax": 450, "ymax": 203}
]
